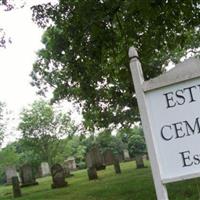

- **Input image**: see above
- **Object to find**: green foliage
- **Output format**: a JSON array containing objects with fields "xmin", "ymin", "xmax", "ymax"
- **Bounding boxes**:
[
  {"xmin": 14, "ymin": 139, "xmax": 42, "ymax": 169},
  {"xmin": 54, "ymin": 136, "xmax": 87, "ymax": 168},
  {"xmin": 31, "ymin": 1, "xmax": 200, "ymax": 130},
  {"xmin": 18, "ymin": 100, "xmax": 77, "ymax": 165},
  {"xmin": 96, "ymin": 130, "xmax": 125, "ymax": 155},
  {"xmin": 117, "ymin": 126, "xmax": 146, "ymax": 156},
  {"xmin": 127, "ymin": 127, "xmax": 146, "ymax": 157},
  {"xmin": 0, "ymin": 143, "xmax": 19, "ymax": 183}
]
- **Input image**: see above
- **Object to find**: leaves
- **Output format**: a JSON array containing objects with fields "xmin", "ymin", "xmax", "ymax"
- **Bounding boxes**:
[
  {"xmin": 18, "ymin": 100, "xmax": 77, "ymax": 164},
  {"xmin": 31, "ymin": 1, "xmax": 200, "ymax": 129}
]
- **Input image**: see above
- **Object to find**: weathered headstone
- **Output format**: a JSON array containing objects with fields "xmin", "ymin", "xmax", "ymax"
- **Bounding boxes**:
[
  {"xmin": 87, "ymin": 167, "xmax": 98, "ymax": 180},
  {"xmin": 113, "ymin": 157, "xmax": 121, "ymax": 174},
  {"xmin": 64, "ymin": 157, "xmax": 76, "ymax": 171},
  {"xmin": 5, "ymin": 166, "xmax": 17, "ymax": 185},
  {"xmin": 123, "ymin": 149, "xmax": 131, "ymax": 161},
  {"xmin": 12, "ymin": 176, "xmax": 21, "ymax": 198},
  {"xmin": 103, "ymin": 149, "xmax": 115, "ymax": 165},
  {"xmin": 86, "ymin": 146, "xmax": 106, "ymax": 170},
  {"xmin": 51, "ymin": 164, "xmax": 68, "ymax": 189},
  {"xmin": 40, "ymin": 162, "xmax": 50, "ymax": 177},
  {"xmin": 63, "ymin": 161, "xmax": 72, "ymax": 177},
  {"xmin": 19, "ymin": 164, "xmax": 38, "ymax": 187},
  {"xmin": 115, "ymin": 153, "xmax": 123, "ymax": 163},
  {"xmin": 135, "ymin": 155, "xmax": 145, "ymax": 169}
]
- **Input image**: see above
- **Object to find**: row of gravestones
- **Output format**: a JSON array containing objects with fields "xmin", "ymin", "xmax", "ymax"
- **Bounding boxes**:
[
  {"xmin": 5, "ymin": 157, "xmax": 77, "ymax": 185},
  {"xmin": 8, "ymin": 148, "xmax": 131, "ymax": 198},
  {"xmin": 85, "ymin": 146, "xmax": 123, "ymax": 180},
  {"xmin": 10, "ymin": 163, "xmax": 69, "ymax": 198},
  {"xmin": 6, "ymin": 148, "xmax": 129, "ymax": 185},
  {"xmin": 5, "ymin": 162, "xmax": 50, "ymax": 186},
  {"xmin": 6, "ymin": 147, "xmax": 130, "ymax": 185}
]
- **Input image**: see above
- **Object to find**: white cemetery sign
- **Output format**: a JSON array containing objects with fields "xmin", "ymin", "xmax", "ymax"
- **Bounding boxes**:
[{"xmin": 129, "ymin": 47, "xmax": 200, "ymax": 200}]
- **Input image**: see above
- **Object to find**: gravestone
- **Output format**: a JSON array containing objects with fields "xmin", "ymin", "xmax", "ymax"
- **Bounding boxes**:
[
  {"xmin": 103, "ymin": 149, "xmax": 115, "ymax": 165},
  {"xmin": 5, "ymin": 166, "xmax": 17, "ymax": 185},
  {"xmin": 19, "ymin": 164, "xmax": 38, "ymax": 187},
  {"xmin": 12, "ymin": 176, "xmax": 21, "ymax": 198},
  {"xmin": 86, "ymin": 146, "xmax": 106, "ymax": 170},
  {"xmin": 87, "ymin": 167, "xmax": 98, "ymax": 180},
  {"xmin": 123, "ymin": 149, "xmax": 131, "ymax": 161},
  {"xmin": 40, "ymin": 162, "xmax": 50, "ymax": 177},
  {"xmin": 51, "ymin": 164, "xmax": 68, "ymax": 189},
  {"xmin": 135, "ymin": 155, "xmax": 145, "ymax": 169},
  {"xmin": 63, "ymin": 161, "xmax": 72, "ymax": 177},
  {"xmin": 64, "ymin": 157, "xmax": 76, "ymax": 171},
  {"xmin": 113, "ymin": 157, "xmax": 121, "ymax": 174},
  {"xmin": 115, "ymin": 153, "xmax": 123, "ymax": 163}
]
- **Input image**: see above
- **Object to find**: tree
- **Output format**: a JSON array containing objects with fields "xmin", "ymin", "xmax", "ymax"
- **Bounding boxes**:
[
  {"xmin": 54, "ymin": 136, "xmax": 87, "ymax": 169},
  {"xmin": 127, "ymin": 126, "xmax": 146, "ymax": 168},
  {"xmin": 96, "ymin": 129, "xmax": 124, "ymax": 155},
  {"xmin": 18, "ymin": 100, "xmax": 77, "ymax": 165},
  {"xmin": 30, "ymin": 1, "xmax": 200, "ymax": 130},
  {"xmin": 0, "ymin": 143, "xmax": 19, "ymax": 183}
]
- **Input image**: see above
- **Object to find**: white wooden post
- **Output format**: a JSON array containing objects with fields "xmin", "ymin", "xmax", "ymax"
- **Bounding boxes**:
[{"xmin": 128, "ymin": 47, "xmax": 169, "ymax": 200}]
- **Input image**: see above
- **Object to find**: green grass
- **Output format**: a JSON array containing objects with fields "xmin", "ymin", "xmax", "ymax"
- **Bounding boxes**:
[{"xmin": 1, "ymin": 161, "xmax": 200, "ymax": 200}]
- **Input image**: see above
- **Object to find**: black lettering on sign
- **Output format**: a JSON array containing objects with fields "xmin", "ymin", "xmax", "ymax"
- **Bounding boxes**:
[
  {"xmin": 163, "ymin": 92, "xmax": 176, "ymax": 108},
  {"xmin": 183, "ymin": 86, "xmax": 196, "ymax": 103},
  {"xmin": 179, "ymin": 151, "xmax": 193, "ymax": 167},
  {"xmin": 163, "ymin": 84, "xmax": 199, "ymax": 109},
  {"xmin": 184, "ymin": 118, "xmax": 200, "ymax": 136},
  {"xmin": 160, "ymin": 125, "xmax": 173, "ymax": 141}
]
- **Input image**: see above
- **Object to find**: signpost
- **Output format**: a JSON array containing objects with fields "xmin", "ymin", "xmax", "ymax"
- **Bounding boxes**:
[{"xmin": 129, "ymin": 47, "xmax": 200, "ymax": 200}]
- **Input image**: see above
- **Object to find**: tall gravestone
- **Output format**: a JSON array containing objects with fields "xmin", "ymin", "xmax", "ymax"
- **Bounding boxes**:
[
  {"xmin": 63, "ymin": 161, "xmax": 71, "ymax": 178},
  {"xmin": 86, "ymin": 146, "xmax": 106, "ymax": 170},
  {"xmin": 40, "ymin": 162, "xmax": 50, "ymax": 177},
  {"xmin": 5, "ymin": 166, "xmax": 17, "ymax": 185},
  {"xmin": 12, "ymin": 176, "xmax": 21, "ymax": 198},
  {"xmin": 123, "ymin": 149, "xmax": 131, "ymax": 161},
  {"xmin": 103, "ymin": 149, "xmax": 115, "ymax": 165},
  {"xmin": 51, "ymin": 164, "xmax": 68, "ymax": 189},
  {"xmin": 113, "ymin": 157, "xmax": 121, "ymax": 174},
  {"xmin": 135, "ymin": 155, "xmax": 145, "ymax": 169},
  {"xmin": 19, "ymin": 164, "xmax": 38, "ymax": 187}
]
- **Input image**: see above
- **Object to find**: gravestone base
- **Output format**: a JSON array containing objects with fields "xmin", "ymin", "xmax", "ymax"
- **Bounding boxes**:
[
  {"xmin": 87, "ymin": 167, "xmax": 98, "ymax": 180},
  {"xmin": 96, "ymin": 165, "xmax": 106, "ymax": 171},
  {"xmin": 51, "ymin": 180, "xmax": 68, "ymax": 189},
  {"xmin": 21, "ymin": 181, "xmax": 38, "ymax": 188}
]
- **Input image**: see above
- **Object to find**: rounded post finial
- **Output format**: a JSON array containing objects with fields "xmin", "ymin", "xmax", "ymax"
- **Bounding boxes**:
[{"xmin": 129, "ymin": 46, "xmax": 138, "ymax": 59}]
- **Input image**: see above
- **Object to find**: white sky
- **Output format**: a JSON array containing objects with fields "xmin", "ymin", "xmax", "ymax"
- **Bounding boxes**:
[
  {"xmin": 0, "ymin": 0, "xmax": 82, "ymax": 147},
  {"xmin": 0, "ymin": 1, "xmax": 51, "ymax": 112}
]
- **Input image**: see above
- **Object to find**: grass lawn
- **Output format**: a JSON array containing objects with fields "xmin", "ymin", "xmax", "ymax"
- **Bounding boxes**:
[{"xmin": 1, "ymin": 161, "xmax": 200, "ymax": 200}]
